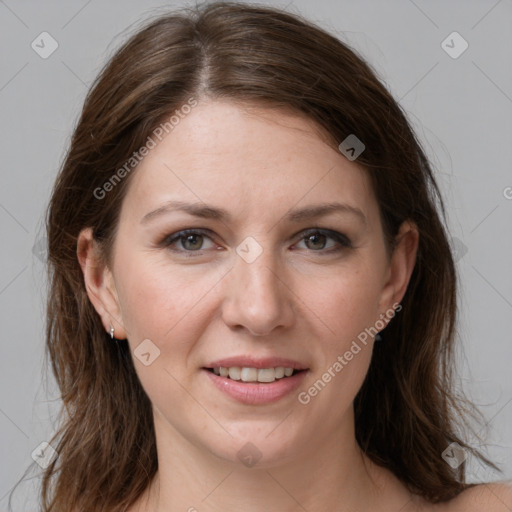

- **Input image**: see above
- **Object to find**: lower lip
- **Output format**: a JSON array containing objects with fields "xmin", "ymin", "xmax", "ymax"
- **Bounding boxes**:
[{"xmin": 202, "ymin": 369, "xmax": 308, "ymax": 405}]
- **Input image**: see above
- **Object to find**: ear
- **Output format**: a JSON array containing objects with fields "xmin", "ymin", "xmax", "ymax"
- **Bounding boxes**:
[
  {"xmin": 76, "ymin": 227, "xmax": 127, "ymax": 339},
  {"xmin": 377, "ymin": 220, "xmax": 419, "ymax": 316}
]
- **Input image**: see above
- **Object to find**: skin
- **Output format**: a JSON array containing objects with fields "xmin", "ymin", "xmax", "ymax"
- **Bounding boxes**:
[{"xmin": 77, "ymin": 100, "xmax": 511, "ymax": 511}]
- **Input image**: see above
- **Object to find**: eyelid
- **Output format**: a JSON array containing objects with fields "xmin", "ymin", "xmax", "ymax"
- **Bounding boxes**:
[
  {"xmin": 296, "ymin": 227, "xmax": 352, "ymax": 248},
  {"xmin": 162, "ymin": 227, "xmax": 352, "ymax": 254},
  {"xmin": 163, "ymin": 228, "xmax": 218, "ymax": 250}
]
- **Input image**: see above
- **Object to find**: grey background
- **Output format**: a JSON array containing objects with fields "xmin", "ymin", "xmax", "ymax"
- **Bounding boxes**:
[{"xmin": 1, "ymin": 0, "xmax": 511, "ymax": 509}]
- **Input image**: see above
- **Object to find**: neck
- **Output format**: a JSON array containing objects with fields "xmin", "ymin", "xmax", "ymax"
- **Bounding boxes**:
[{"xmin": 134, "ymin": 407, "xmax": 407, "ymax": 512}]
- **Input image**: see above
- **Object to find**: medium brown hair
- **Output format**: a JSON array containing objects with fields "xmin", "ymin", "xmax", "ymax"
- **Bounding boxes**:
[{"xmin": 12, "ymin": 2, "xmax": 496, "ymax": 510}]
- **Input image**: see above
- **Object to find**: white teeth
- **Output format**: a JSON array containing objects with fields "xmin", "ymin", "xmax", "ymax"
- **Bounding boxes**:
[
  {"xmin": 228, "ymin": 367, "xmax": 241, "ymax": 380},
  {"xmin": 213, "ymin": 366, "xmax": 298, "ymax": 382},
  {"xmin": 241, "ymin": 367, "xmax": 258, "ymax": 382},
  {"xmin": 257, "ymin": 368, "xmax": 276, "ymax": 383}
]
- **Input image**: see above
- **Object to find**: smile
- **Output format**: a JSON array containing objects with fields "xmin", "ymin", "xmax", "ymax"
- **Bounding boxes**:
[
  {"xmin": 202, "ymin": 367, "xmax": 308, "ymax": 405},
  {"xmin": 206, "ymin": 366, "xmax": 299, "ymax": 383}
]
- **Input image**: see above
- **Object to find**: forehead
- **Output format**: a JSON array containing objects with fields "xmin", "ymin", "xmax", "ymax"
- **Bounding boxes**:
[{"xmin": 120, "ymin": 100, "xmax": 378, "ymax": 226}]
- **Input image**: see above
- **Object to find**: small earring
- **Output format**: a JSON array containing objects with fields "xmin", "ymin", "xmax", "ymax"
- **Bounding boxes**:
[
  {"xmin": 109, "ymin": 324, "xmax": 115, "ymax": 339},
  {"xmin": 375, "ymin": 332, "xmax": 382, "ymax": 342}
]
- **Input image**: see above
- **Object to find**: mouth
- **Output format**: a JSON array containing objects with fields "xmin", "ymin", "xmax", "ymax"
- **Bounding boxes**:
[
  {"xmin": 202, "ymin": 364, "xmax": 309, "ymax": 405},
  {"xmin": 203, "ymin": 366, "xmax": 306, "ymax": 383},
  {"xmin": 201, "ymin": 356, "xmax": 310, "ymax": 404}
]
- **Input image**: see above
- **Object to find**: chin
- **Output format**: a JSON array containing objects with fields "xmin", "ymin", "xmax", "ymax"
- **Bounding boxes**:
[{"xmin": 208, "ymin": 431, "xmax": 302, "ymax": 469}]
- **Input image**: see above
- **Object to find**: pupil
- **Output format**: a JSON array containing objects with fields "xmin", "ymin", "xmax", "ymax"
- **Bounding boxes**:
[
  {"xmin": 307, "ymin": 233, "xmax": 325, "ymax": 250},
  {"xmin": 183, "ymin": 234, "xmax": 202, "ymax": 250}
]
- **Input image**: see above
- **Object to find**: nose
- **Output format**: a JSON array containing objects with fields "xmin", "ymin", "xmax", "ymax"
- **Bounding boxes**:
[{"xmin": 221, "ymin": 246, "xmax": 294, "ymax": 337}]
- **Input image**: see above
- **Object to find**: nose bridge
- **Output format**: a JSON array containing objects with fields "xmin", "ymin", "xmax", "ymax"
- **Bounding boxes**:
[
  {"xmin": 222, "ymin": 238, "xmax": 292, "ymax": 335},
  {"xmin": 238, "ymin": 247, "xmax": 280, "ymax": 302}
]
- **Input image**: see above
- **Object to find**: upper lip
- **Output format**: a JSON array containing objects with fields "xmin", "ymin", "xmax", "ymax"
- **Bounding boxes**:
[{"xmin": 204, "ymin": 356, "xmax": 308, "ymax": 370}]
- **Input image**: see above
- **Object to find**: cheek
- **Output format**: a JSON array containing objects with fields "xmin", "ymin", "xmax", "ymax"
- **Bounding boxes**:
[
  {"xmin": 301, "ymin": 258, "xmax": 383, "ymax": 405},
  {"xmin": 115, "ymin": 254, "xmax": 221, "ymax": 343},
  {"xmin": 297, "ymin": 324, "xmax": 374, "ymax": 430},
  {"xmin": 113, "ymin": 257, "xmax": 212, "ymax": 406},
  {"xmin": 116, "ymin": 267, "xmax": 174, "ymax": 341},
  {"xmin": 318, "ymin": 264, "xmax": 383, "ymax": 345}
]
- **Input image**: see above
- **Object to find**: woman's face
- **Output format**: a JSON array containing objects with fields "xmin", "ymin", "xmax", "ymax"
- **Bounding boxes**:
[{"xmin": 82, "ymin": 100, "xmax": 417, "ymax": 467}]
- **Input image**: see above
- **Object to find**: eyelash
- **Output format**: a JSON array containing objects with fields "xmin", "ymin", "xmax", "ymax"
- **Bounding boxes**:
[{"xmin": 162, "ymin": 228, "xmax": 353, "ymax": 257}]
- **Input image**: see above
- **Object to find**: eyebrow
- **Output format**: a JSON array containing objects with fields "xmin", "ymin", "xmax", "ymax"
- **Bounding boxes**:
[{"xmin": 140, "ymin": 200, "xmax": 367, "ymax": 226}]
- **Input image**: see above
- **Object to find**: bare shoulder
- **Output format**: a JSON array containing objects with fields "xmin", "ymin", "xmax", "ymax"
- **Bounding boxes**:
[{"xmin": 444, "ymin": 481, "xmax": 512, "ymax": 512}]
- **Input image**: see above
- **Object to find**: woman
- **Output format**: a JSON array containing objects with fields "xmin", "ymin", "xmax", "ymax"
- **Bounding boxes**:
[{"xmin": 30, "ymin": 1, "xmax": 512, "ymax": 510}]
